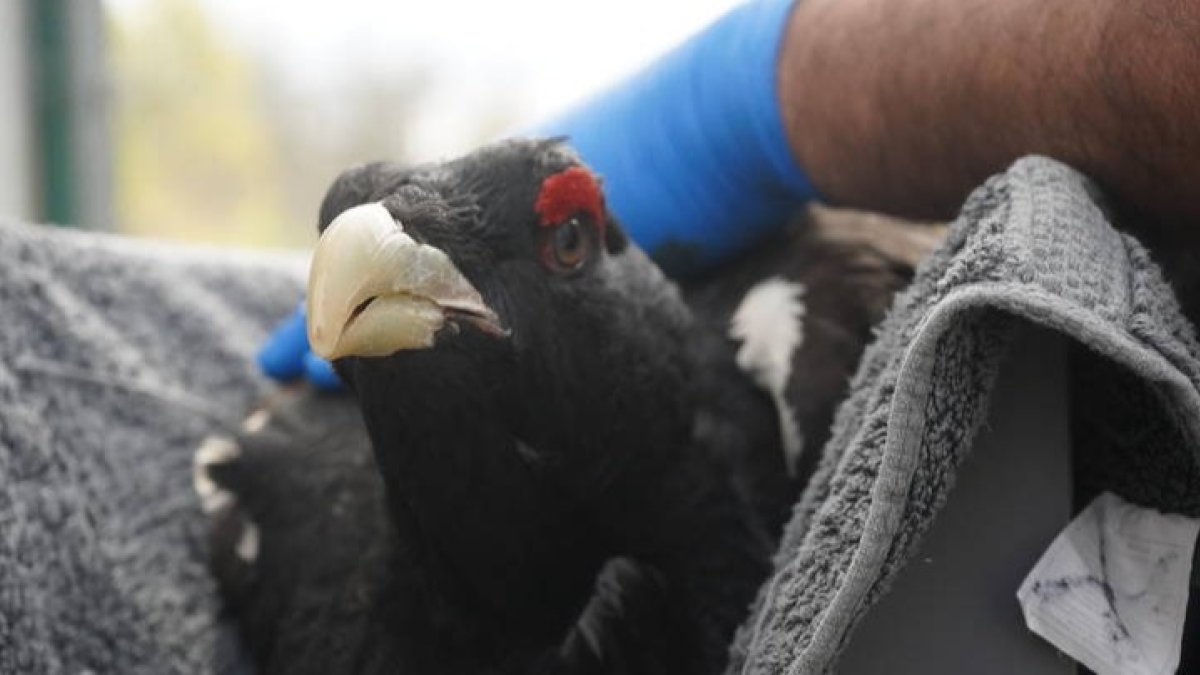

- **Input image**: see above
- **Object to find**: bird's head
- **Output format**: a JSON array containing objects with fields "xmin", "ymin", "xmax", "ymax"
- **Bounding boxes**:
[
  {"xmin": 306, "ymin": 140, "xmax": 698, "ymax": 619},
  {"xmin": 309, "ymin": 139, "xmax": 695, "ymax": 467}
]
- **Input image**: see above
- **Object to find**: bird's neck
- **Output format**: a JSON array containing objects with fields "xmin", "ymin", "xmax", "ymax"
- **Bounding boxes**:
[{"xmin": 355, "ymin": 369, "xmax": 604, "ymax": 641}]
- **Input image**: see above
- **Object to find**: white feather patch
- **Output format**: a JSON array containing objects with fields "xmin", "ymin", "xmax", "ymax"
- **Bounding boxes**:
[
  {"xmin": 240, "ymin": 408, "xmax": 271, "ymax": 434},
  {"xmin": 729, "ymin": 277, "xmax": 807, "ymax": 474},
  {"xmin": 193, "ymin": 435, "xmax": 241, "ymax": 514},
  {"xmin": 236, "ymin": 522, "xmax": 260, "ymax": 563}
]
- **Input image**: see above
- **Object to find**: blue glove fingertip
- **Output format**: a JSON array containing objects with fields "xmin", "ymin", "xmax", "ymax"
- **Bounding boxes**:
[
  {"xmin": 257, "ymin": 303, "xmax": 310, "ymax": 381},
  {"xmin": 303, "ymin": 351, "xmax": 343, "ymax": 391}
]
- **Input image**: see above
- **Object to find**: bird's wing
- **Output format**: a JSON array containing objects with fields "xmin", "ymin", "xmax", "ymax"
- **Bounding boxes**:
[
  {"xmin": 194, "ymin": 386, "xmax": 395, "ymax": 670},
  {"xmin": 197, "ymin": 387, "xmax": 693, "ymax": 674},
  {"xmin": 685, "ymin": 207, "xmax": 944, "ymax": 488}
]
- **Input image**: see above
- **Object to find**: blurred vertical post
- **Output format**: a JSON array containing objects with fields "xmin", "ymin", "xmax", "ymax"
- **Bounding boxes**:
[
  {"xmin": 0, "ymin": 2, "xmax": 33, "ymax": 223},
  {"xmin": 27, "ymin": 0, "xmax": 113, "ymax": 230}
]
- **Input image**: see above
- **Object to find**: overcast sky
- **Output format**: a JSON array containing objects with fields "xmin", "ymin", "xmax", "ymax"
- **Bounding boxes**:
[{"xmin": 105, "ymin": 0, "xmax": 743, "ymax": 159}]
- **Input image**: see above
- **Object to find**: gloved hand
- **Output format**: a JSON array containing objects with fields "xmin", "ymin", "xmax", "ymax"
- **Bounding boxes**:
[
  {"xmin": 534, "ymin": 0, "xmax": 815, "ymax": 276},
  {"xmin": 260, "ymin": 0, "xmax": 819, "ymax": 387},
  {"xmin": 257, "ymin": 302, "xmax": 343, "ymax": 390}
]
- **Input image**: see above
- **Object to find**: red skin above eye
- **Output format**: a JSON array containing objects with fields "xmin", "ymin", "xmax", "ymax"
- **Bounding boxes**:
[{"xmin": 535, "ymin": 167, "xmax": 605, "ymax": 231}]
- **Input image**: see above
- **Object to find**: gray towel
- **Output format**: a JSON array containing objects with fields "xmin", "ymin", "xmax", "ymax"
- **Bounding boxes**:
[
  {"xmin": 727, "ymin": 156, "xmax": 1200, "ymax": 674},
  {"xmin": 0, "ymin": 156, "xmax": 1197, "ymax": 674},
  {"xmin": 0, "ymin": 223, "xmax": 305, "ymax": 674}
]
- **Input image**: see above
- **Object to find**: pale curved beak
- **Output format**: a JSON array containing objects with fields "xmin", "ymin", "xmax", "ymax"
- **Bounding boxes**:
[{"xmin": 306, "ymin": 202, "xmax": 503, "ymax": 360}]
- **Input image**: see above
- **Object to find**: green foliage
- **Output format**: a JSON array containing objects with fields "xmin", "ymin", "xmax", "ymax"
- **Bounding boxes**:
[
  {"xmin": 110, "ymin": 0, "xmax": 295, "ymax": 246},
  {"xmin": 108, "ymin": 0, "xmax": 517, "ymax": 249}
]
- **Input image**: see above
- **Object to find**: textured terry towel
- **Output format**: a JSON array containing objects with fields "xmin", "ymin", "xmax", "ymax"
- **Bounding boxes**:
[
  {"xmin": 0, "ymin": 156, "xmax": 1197, "ymax": 674},
  {"xmin": 727, "ymin": 156, "xmax": 1200, "ymax": 674},
  {"xmin": 0, "ymin": 223, "xmax": 305, "ymax": 674}
]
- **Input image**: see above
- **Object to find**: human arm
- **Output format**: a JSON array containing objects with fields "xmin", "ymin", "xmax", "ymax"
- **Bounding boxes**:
[{"xmin": 778, "ymin": 0, "xmax": 1200, "ymax": 239}]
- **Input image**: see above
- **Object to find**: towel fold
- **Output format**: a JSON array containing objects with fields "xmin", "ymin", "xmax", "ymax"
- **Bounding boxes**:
[{"xmin": 728, "ymin": 156, "xmax": 1200, "ymax": 674}]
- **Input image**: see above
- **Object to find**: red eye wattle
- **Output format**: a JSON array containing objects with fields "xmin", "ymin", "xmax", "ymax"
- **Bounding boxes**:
[
  {"xmin": 535, "ymin": 166, "xmax": 605, "ymax": 273},
  {"xmin": 535, "ymin": 167, "xmax": 604, "ymax": 229}
]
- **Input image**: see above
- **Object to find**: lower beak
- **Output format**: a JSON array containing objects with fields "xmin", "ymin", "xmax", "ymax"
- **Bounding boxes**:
[{"xmin": 306, "ymin": 202, "xmax": 503, "ymax": 360}]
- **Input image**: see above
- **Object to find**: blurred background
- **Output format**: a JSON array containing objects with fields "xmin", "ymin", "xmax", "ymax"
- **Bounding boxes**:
[{"xmin": 0, "ymin": 0, "xmax": 741, "ymax": 248}]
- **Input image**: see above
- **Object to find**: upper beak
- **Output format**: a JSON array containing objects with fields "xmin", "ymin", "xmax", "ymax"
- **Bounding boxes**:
[{"xmin": 306, "ymin": 202, "xmax": 503, "ymax": 360}]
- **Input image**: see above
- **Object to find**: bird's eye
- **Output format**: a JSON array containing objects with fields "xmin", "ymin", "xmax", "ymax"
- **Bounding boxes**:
[{"xmin": 541, "ymin": 218, "xmax": 591, "ymax": 273}]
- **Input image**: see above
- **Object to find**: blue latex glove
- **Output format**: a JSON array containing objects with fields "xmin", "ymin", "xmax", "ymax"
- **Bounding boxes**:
[
  {"xmin": 260, "ymin": 0, "xmax": 819, "ymax": 387},
  {"xmin": 534, "ymin": 0, "xmax": 818, "ymax": 276},
  {"xmin": 257, "ymin": 302, "xmax": 343, "ymax": 390}
]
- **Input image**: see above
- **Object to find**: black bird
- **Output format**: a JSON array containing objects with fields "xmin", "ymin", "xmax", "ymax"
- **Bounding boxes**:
[
  {"xmin": 196, "ymin": 139, "xmax": 935, "ymax": 674},
  {"xmin": 199, "ymin": 139, "xmax": 788, "ymax": 674}
]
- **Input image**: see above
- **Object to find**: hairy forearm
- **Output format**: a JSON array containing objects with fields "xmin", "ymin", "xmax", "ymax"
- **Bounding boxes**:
[{"xmin": 780, "ymin": 0, "xmax": 1200, "ymax": 231}]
